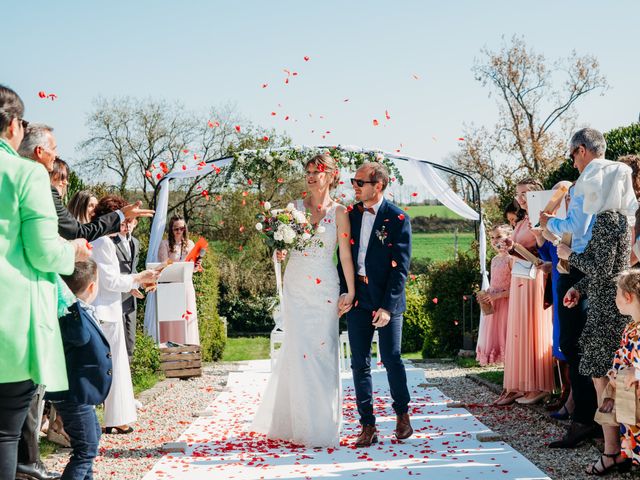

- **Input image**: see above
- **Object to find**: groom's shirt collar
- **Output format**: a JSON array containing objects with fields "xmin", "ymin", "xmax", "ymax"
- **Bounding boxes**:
[{"xmin": 363, "ymin": 196, "xmax": 384, "ymax": 215}]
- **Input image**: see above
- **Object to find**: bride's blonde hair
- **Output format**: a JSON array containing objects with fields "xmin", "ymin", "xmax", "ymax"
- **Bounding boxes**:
[{"xmin": 305, "ymin": 153, "xmax": 340, "ymax": 190}]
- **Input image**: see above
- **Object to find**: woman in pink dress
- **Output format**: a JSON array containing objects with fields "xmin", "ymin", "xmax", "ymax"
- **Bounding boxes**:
[
  {"xmin": 497, "ymin": 178, "xmax": 555, "ymax": 405},
  {"xmin": 476, "ymin": 224, "xmax": 513, "ymax": 366},
  {"xmin": 157, "ymin": 215, "xmax": 199, "ymax": 345}
]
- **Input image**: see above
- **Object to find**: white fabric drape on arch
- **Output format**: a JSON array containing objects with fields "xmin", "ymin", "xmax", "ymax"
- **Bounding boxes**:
[{"xmin": 143, "ymin": 158, "xmax": 232, "ymax": 340}]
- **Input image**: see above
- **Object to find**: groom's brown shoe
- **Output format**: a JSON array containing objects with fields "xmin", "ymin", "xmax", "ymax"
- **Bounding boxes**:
[
  {"xmin": 354, "ymin": 425, "xmax": 378, "ymax": 447},
  {"xmin": 395, "ymin": 413, "xmax": 413, "ymax": 440}
]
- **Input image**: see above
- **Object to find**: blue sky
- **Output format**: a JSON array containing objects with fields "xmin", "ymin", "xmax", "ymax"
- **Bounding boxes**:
[{"xmin": 4, "ymin": 0, "xmax": 639, "ymax": 168}]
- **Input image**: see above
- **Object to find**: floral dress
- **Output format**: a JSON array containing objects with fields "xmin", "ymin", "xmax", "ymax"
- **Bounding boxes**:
[
  {"xmin": 570, "ymin": 211, "xmax": 632, "ymax": 377},
  {"xmin": 607, "ymin": 320, "xmax": 640, "ymax": 463}
]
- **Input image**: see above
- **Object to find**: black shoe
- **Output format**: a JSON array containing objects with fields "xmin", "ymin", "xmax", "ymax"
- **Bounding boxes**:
[
  {"xmin": 16, "ymin": 461, "xmax": 61, "ymax": 480},
  {"xmin": 548, "ymin": 422, "xmax": 595, "ymax": 448}
]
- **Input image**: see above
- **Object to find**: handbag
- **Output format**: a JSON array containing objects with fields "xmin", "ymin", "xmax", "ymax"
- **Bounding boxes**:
[{"xmin": 511, "ymin": 259, "xmax": 537, "ymax": 280}]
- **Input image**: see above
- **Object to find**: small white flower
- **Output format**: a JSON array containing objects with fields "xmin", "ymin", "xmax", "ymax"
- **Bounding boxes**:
[
  {"xmin": 316, "ymin": 225, "xmax": 326, "ymax": 234},
  {"xmin": 274, "ymin": 230, "xmax": 284, "ymax": 241},
  {"xmin": 255, "ymin": 223, "xmax": 263, "ymax": 231},
  {"xmin": 265, "ymin": 154, "xmax": 273, "ymax": 163},
  {"xmin": 293, "ymin": 211, "xmax": 307, "ymax": 224},
  {"xmin": 263, "ymin": 201, "xmax": 271, "ymax": 210},
  {"xmin": 237, "ymin": 154, "xmax": 245, "ymax": 164},
  {"xmin": 301, "ymin": 232, "xmax": 311, "ymax": 241},
  {"xmin": 375, "ymin": 152, "xmax": 384, "ymax": 162},
  {"xmin": 285, "ymin": 203, "xmax": 295, "ymax": 212}
]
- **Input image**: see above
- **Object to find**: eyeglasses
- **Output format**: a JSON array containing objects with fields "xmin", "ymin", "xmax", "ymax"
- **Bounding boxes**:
[
  {"xmin": 569, "ymin": 145, "xmax": 583, "ymax": 163},
  {"xmin": 19, "ymin": 118, "xmax": 29, "ymax": 129},
  {"xmin": 350, "ymin": 178, "xmax": 378, "ymax": 188},
  {"xmin": 173, "ymin": 227, "xmax": 186, "ymax": 232}
]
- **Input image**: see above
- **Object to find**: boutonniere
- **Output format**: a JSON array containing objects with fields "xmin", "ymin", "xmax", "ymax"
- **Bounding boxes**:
[{"xmin": 375, "ymin": 225, "xmax": 388, "ymax": 244}]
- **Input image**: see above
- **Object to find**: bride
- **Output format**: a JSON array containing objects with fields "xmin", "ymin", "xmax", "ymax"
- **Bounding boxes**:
[{"xmin": 251, "ymin": 153, "xmax": 356, "ymax": 447}]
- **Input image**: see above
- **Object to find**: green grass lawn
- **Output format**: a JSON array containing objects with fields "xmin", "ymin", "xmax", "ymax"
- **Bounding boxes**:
[
  {"xmin": 412, "ymin": 232, "xmax": 474, "ymax": 261},
  {"xmin": 223, "ymin": 336, "xmax": 271, "ymax": 361},
  {"xmin": 401, "ymin": 205, "xmax": 465, "ymax": 219}
]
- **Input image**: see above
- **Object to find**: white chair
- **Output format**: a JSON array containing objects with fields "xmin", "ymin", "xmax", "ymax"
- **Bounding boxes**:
[
  {"xmin": 270, "ymin": 327, "xmax": 285, "ymax": 370},
  {"xmin": 339, "ymin": 330, "xmax": 382, "ymax": 373}
]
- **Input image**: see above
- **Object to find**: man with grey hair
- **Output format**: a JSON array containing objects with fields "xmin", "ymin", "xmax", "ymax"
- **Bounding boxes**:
[
  {"xmin": 538, "ymin": 127, "xmax": 605, "ymax": 448},
  {"xmin": 18, "ymin": 123, "xmax": 57, "ymax": 172}
]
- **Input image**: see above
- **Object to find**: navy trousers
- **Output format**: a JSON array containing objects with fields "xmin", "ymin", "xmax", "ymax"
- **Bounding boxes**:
[
  {"xmin": 347, "ymin": 283, "xmax": 410, "ymax": 426},
  {"xmin": 55, "ymin": 402, "xmax": 101, "ymax": 480}
]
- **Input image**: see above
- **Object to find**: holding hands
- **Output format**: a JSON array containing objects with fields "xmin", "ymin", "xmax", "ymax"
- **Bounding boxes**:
[{"xmin": 338, "ymin": 292, "xmax": 355, "ymax": 317}]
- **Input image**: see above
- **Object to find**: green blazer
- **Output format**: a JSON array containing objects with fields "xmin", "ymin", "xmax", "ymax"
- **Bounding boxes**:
[{"xmin": 0, "ymin": 139, "xmax": 74, "ymax": 391}]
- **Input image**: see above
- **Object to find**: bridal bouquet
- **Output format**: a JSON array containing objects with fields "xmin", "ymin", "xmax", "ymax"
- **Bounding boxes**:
[{"xmin": 255, "ymin": 202, "xmax": 324, "ymax": 251}]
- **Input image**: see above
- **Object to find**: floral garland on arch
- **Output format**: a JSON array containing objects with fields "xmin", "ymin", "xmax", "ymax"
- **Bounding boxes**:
[{"xmin": 231, "ymin": 145, "xmax": 404, "ymax": 185}]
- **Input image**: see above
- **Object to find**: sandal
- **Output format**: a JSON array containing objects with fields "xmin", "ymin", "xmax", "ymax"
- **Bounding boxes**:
[
  {"xmin": 103, "ymin": 425, "xmax": 134, "ymax": 434},
  {"xmin": 586, "ymin": 452, "xmax": 632, "ymax": 476}
]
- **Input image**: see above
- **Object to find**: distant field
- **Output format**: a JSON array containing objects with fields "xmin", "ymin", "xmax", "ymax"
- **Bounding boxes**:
[
  {"xmin": 412, "ymin": 232, "xmax": 475, "ymax": 261},
  {"xmin": 401, "ymin": 205, "xmax": 464, "ymax": 219}
]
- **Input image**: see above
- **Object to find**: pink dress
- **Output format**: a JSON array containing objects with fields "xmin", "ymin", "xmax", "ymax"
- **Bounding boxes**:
[
  {"xmin": 503, "ymin": 217, "xmax": 554, "ymax": 393},
  {"xmin": 476, "ymin": 254, "xmax": 511, "ymax": 365},
  {"xmin": 157, "ymin": 239, "xmax": 200, "ymax": 345}
]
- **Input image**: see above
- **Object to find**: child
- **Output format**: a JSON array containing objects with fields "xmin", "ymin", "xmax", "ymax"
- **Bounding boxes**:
[
  {"xmin": 598, "ymin": 269, "xmax": 640, "ymax": 471},
  {"xmin": 476, "ymin": 224, "xmax": 513, "ymax": 366},
  {"xmin": 48, "ymin": 260, "xmax": 113, "ymax": 479}
]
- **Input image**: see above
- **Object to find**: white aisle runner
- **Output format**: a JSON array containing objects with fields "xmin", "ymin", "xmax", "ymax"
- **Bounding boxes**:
[{"xmin": 143, "ymin": 360, "xmax": 550, "ymax": 480}]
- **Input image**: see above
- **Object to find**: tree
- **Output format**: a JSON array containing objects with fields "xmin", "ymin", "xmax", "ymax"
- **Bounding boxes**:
[
  {"xmin": 604, "ymin": 123, "xmax": 640, "ymax": 160},
  {"xmin": 451, "ymin": 35, "xmax": 608, "ymax": 196}
]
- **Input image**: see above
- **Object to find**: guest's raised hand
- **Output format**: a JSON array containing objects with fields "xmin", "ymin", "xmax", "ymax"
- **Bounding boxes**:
[
  {"xmin": 599, "ymin": 397, "xmax": 615, "ymax": 414},
  {"xmin": 135, "ymin": 269, "xmax": 160, "ymax": 284},
  {"xmin": 563, "ymin": 287, "xmax": 580, "ymax": 308},
  {"xmin": 556, "ymin": 243, "xmax": 572, "ymax": 260},
  {"xmin": 122, "ymin": 200, "xmax": 154, "ymax": 220},
  {"xmin": 72, "ymin": 238, "xmax": 92, "ymax": 262},
  {"xmin": 539, "ymin": 212, "xmax": 553, "ymax": 229}
]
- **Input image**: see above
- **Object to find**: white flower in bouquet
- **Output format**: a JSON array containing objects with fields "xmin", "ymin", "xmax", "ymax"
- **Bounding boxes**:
[
  {"xmin": 285, "ymin": 203, "xmax": 295, "ymax": 212},
  {"xmin": 317, "ymin": 225, "xmax": 326, "ymax": 234},
  {"xmin": 273, "ymin": 229, "xmax": 284, "ymax": 241},
  {"xmin": 293, "ymin": 210, "xmax": 307, "ymax": 224},
  {"xmin": 263, "ymin": 201, "xmax": 271, "ymax": 210},
  {"xmin": 255, "ymin": 223, "xmax": 263, "ymax": 231},
  {"xmin": 279, "ymin": 224, "xmax": 296, "ymax": 244},
  {"xmin": 301, "ymin": 232, "xmax": 311, "ymax": 241}
]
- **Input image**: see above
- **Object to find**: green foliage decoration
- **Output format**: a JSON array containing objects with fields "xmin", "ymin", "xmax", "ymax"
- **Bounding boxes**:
[{"xmin": 193, "ymin": 252, "xmax": 226, "ymax": 361}]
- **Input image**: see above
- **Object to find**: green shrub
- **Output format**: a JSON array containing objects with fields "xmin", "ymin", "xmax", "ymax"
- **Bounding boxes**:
[
  {"xmin": 130, "ymin": 332, "xmax": 160, "ymax": 384},
  {"xmin": 401, "ymin": 276, "xmax": 431, "ymax": 354},
  {"xmin": 193, "ymin": 252, "xmax": 226, "ymax": 361},
  {"xmin": 421, "ymin": 252, "xmax": 480, "ymax": 358}
]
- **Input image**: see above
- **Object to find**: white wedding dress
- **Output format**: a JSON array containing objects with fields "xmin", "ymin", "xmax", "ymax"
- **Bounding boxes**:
[{"xmin": 252, "ymin": 201, "xmax": 342, "ymax": 447}]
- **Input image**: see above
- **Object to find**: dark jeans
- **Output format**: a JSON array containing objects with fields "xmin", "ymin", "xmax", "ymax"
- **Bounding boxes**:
[
  {"xmin": 18, "ymin": 384, "xmax": 46, "ymax": 465},
  {"xmin": 347, "ymin": 283, "xmax": 410, "ymax": 425},
  {"xmin": 557, "ymin": 267, "xmax": 597, "ymax": 425},
  {"xmin": 0, "ymin": 380, "xmax": 36, "ymax": 480},
  {"xmin": 54, "ymin": 402, "xmax": 101, "ymax": 480}
]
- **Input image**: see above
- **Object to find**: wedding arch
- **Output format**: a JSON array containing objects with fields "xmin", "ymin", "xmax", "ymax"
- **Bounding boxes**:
[{"xmin": 143, "ymin": 145, "xmax": 488, "ymax": 340}]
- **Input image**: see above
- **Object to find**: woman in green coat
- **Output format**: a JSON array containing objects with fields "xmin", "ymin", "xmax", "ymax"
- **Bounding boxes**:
[{"xmin": 0, "ymin": 85, "xmax": 89, "ymax": 478}]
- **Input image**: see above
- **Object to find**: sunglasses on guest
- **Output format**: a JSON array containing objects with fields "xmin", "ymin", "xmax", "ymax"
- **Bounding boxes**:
[
  {"xmin": 173, "ymin": 227, "xmax": 186, "ymax": 232},
  {"xmin": 350, "ymin": 178, "xmax": 379, "ymax": 188}
]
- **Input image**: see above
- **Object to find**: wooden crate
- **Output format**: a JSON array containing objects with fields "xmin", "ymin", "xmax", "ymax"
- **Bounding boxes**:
[{"xmin": 159, "ymin": 345, "xmax": 202, "ymax": 379}]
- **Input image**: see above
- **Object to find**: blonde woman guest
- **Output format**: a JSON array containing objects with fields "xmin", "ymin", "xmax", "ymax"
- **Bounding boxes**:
[
  {"xmin": 67, "ymin": 190, "xmax": 99, "ymax": 224},
  {"xmin": 157, "ymin": 216, "xmax": 199, "ymax": 345},
  {"xmin": 497, "ymin": 178, "xmax": 555, "ymax": 405},
  {"xmin": 91, "ymin": 195, "xmax": 159, "ymax": 434}
]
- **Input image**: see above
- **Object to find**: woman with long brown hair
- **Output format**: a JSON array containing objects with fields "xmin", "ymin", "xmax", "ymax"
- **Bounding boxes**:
[{"xmin": 158, "ymin": 215, "xmax": 199, "ymax": 344}]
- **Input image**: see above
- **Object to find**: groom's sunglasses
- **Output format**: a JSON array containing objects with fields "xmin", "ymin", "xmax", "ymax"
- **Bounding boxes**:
[{"xmin": 350, "ymin": 178, "xmax": 379, "ymax": 188}]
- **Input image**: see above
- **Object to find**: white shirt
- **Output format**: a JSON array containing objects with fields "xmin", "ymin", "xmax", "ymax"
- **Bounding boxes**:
[
  {"xmin": 357, "ymin": 197, "xmax": 384, "ymax": 276},
  {"xmin": 117, "ymin": 233, "xmax": 132, "ymax": 258}
]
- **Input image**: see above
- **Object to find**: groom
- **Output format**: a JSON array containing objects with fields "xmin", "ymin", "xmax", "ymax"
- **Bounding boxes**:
[{"xmin": 338, "ymin": 161, "xmax": 413, "ymax": 447}]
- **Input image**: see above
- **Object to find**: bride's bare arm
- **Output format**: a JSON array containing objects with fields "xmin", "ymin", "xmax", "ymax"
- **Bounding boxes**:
[{"xmin": 336, "ymin": 205, "xmax": 356, "ymax": 301}]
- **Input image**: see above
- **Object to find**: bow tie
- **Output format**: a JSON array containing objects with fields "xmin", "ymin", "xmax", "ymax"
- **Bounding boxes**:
[{"xmin": 357, "ymin": 204, "xmax": 376, "ymax": 215}]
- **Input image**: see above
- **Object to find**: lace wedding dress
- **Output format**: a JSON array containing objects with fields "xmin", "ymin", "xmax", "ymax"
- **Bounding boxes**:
[{"xmin": 251, "ymin": 201, "xmax": 342, "ymax": 446}]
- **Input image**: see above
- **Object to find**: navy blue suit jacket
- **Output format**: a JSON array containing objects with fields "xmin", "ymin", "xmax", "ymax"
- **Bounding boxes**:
[
  {"xmin": 338, "ymin": 199, "xmax": 412, "ymax": 314},
  {"xmin": 47, "ymin": 302, "xmax": 113, "ymax": 405}
]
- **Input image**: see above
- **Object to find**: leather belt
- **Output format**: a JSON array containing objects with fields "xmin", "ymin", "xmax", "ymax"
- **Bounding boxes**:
[{"xmin": 357, "ymin": 275, "xmax": 369, "ymax": 284}]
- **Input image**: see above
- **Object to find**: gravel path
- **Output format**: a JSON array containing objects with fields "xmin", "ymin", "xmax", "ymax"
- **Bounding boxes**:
[
  {"xmin": 415, "ymin": 360, "xmax": 636, "ymax": 480},
  {"xmin": 43, "ymin": 363, "xmax": 237, "ymax": 479},
  {"xmin": 44, "ymin": 360, "xmax": 637, "ymax": 479}
]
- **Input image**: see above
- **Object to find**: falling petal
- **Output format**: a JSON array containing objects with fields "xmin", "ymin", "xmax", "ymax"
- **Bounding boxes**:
[{"xmin": 372, "ymin": 119, "xmax": 379, "ymax": 126}]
